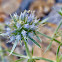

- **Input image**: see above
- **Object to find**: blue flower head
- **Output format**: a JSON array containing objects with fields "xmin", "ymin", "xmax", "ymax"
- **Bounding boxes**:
[{"xmin": 5, "ymin": 10, "xmax": 41, "ymax": 55}]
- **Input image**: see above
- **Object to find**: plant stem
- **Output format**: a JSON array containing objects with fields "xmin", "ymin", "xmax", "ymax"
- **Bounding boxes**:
[
  {"xmin": 24, "ymin": 40, "xmax": 32, "ymax": 58},
  {"xmin": 37, "ymin": 19, "xmax": 62, "ymax": 46},
  {"xmin": 50, "ymin": 19, "xmax": 62, "ymax": 48},
  {"xmin": 32, "ymin": 56, "xmax": 54, "ymax": 62},
  {"xmin": 37, "ymin": 31, "xmax": 62, "ymax": 45},
  {"xmin": 52, "ymin": 19, "xmax": 62, "ymax": 39}
]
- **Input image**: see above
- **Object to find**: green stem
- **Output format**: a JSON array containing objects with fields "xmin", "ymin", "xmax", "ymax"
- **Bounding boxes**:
[
  {"xmin": 56, "ymin": 44, "xmax": 61, "ymax": 62},
  {"xmin": 53, "ymin": 39, "xmax": 62, "ymax": 45},
  {"xmin": 24, "ymin": 41, "xmax": 32, "ymax": 58},
  {"xmin": 49, "ymin": 19, "xmax": 62, "ymax": 50},
  {"xmin": 52, "ymin": 19, "xmax": 62, "ymax": 39},
  {"xmin": 37, "ymin": 19, "xmax": 62, "ymax": 45},
  {"xmin": 32, "ymin": 56, "xmax": 54, "ymax": 62},
  {"xmin": 54, "ymin": 20, "xmax": 62, "ymax": 34},
  {"xmin": 37, "ymin": 31, "xmax": 62, "ymax": 45}
]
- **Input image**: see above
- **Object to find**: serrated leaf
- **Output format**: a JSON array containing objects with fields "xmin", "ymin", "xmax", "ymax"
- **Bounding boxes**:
[
  {"xmin": 9, "ymin": 41, "xmax": 18, "ymax": 55},
  {"xmin": 28, "ymin": 36, "xmax": 41, "ymax": 48}
]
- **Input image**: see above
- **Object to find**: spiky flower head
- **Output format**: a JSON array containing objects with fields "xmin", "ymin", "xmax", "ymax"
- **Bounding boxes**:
[
  {"xmin": 5, "ymin": 10, "xmax": 41, "ymax": 55},
  {"xmin": 6, "ymin": 10, "xmax": 40, "ymax": 42}
]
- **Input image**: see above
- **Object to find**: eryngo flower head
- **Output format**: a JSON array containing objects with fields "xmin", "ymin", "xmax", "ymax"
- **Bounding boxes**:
[
  {"xmin": 6, "ymin": 10, "xmax": 40, "ymax": 42},
  {"xmin": 5, "ymin": 10, "xmax": 41, "ymax": 55}
]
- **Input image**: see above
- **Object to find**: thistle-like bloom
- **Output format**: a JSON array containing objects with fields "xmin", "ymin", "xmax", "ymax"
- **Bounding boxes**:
[
  {"xmin": 6, "ymin": 10, "xmax": 39, "ymax": 42},
  {"xmin": 5, "ymin": 10, "xmax": 41, "ymax": 55}
]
